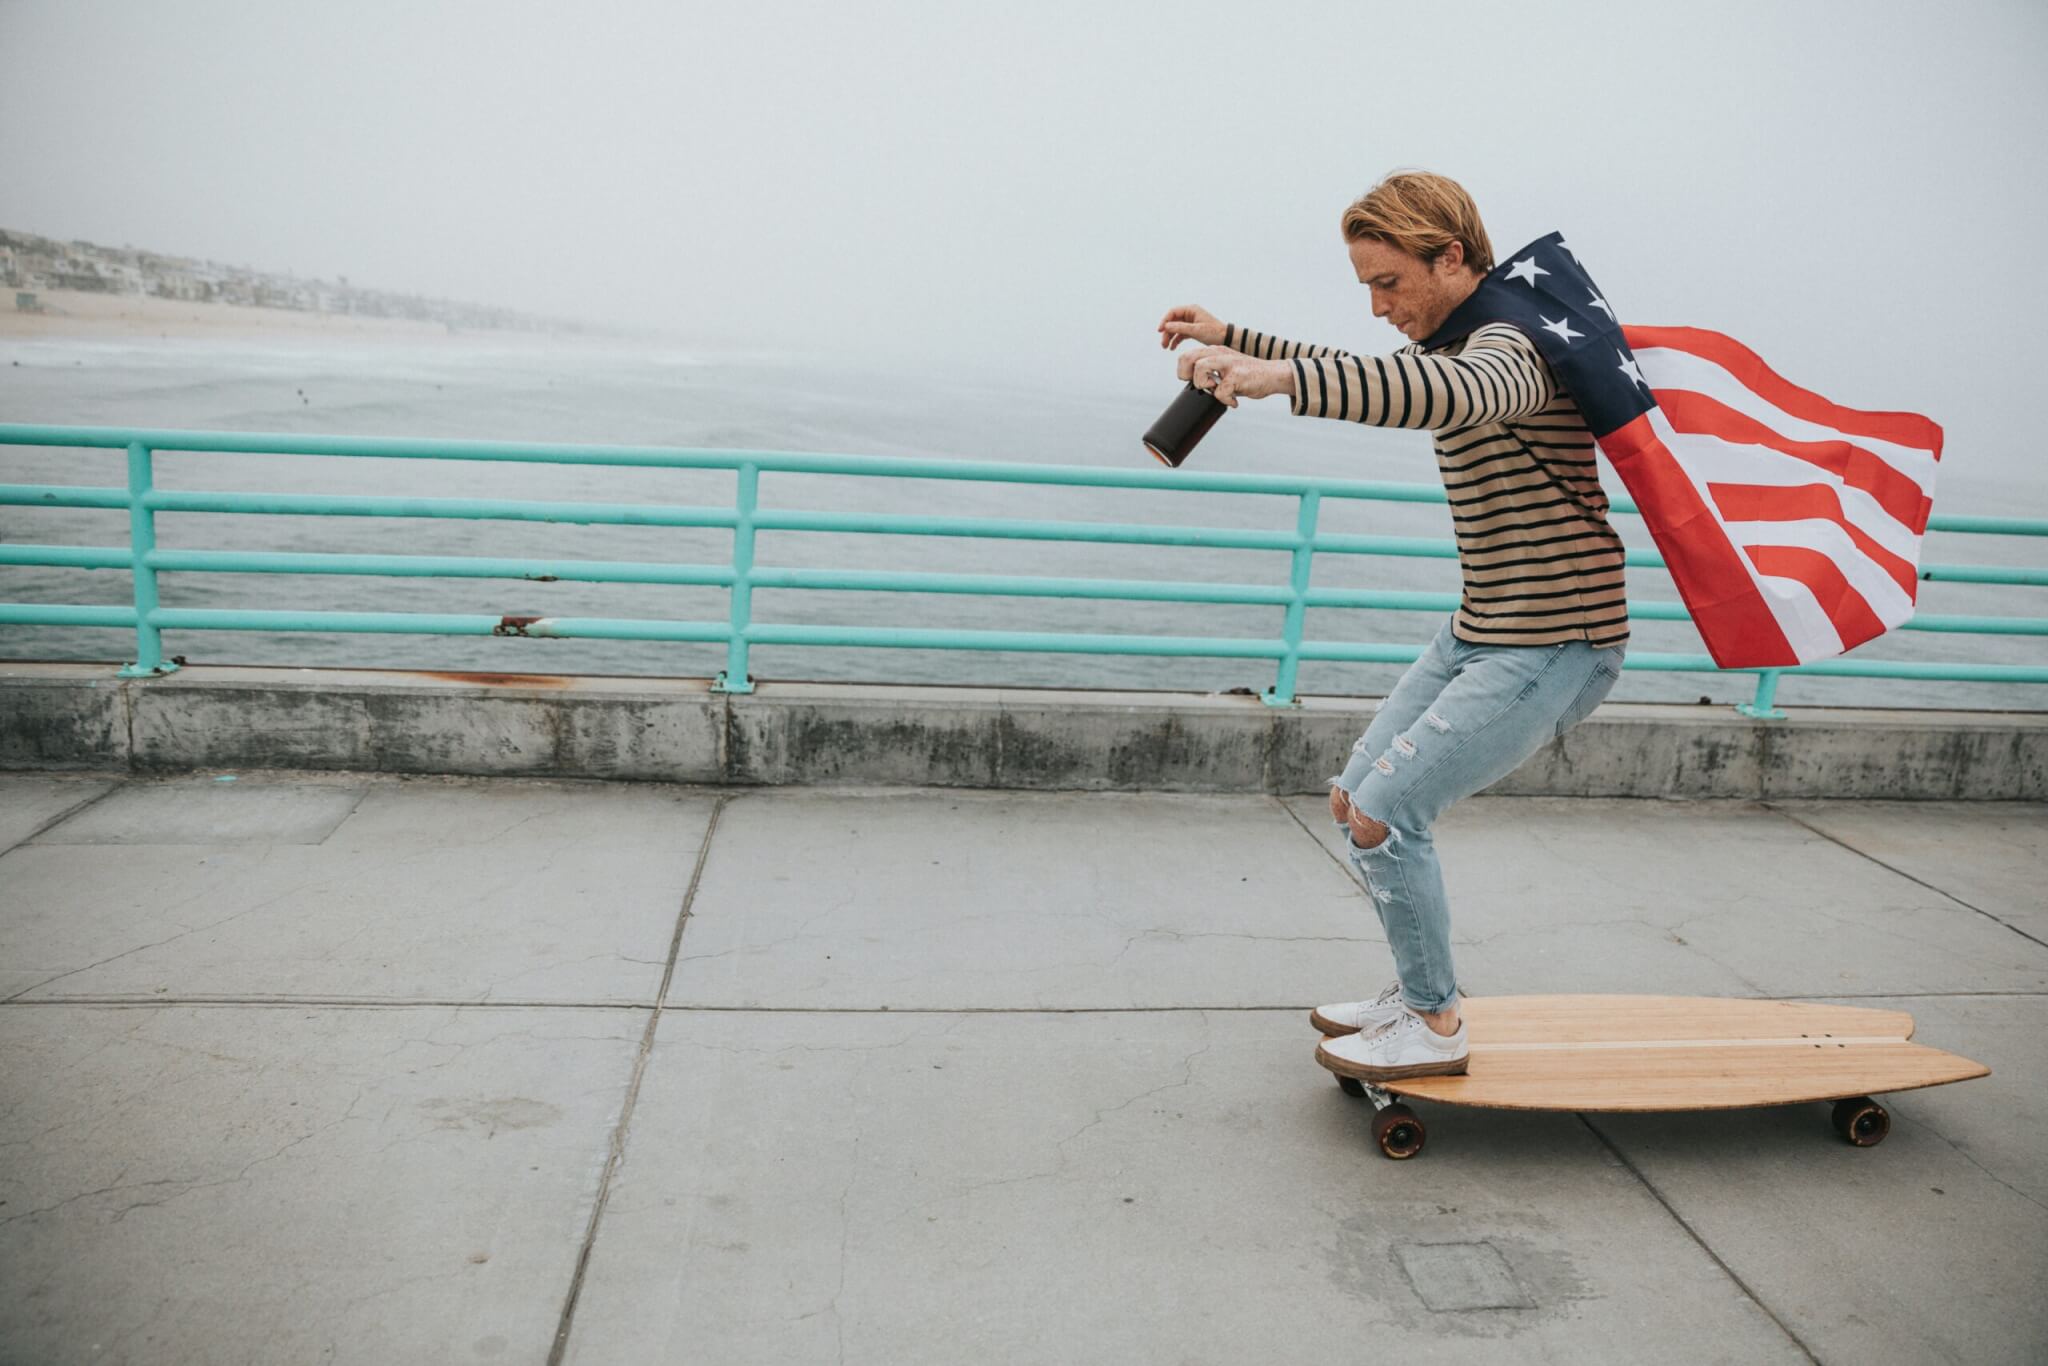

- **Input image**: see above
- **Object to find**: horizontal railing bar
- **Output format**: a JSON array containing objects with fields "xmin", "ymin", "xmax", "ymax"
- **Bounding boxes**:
[
  {"xmin": 0, "ymin": 544, "xmax": 134, "ymax": 569},
  {"xmin": 0, "ymin": 483, "xmax": 743, "ymax": 528},
  {"xmin": 1604, "ymin": 499, "xmax": 2045, "ymax": 539},
  {"xmin": 7, "ymin": 484, "xmax": 2045, "ymax": 584},
  {"xmin": 752, "ymin": 508, "xmax": 1301, "ymax": 550},
  {"xmin": 750, "ymin": 567, "xmax": 1294, "ymax": 605},
  {"xmin": 6, "ymin": 601, "xmax": 2045, "ymax": 683},
  {"xmin": 4, "ymin": 542, "xmax": 2044, "ymax": 634},
  {"xmin": 0, "ymin": 544, "xmax": 736, "ymax": 585},
  {"xmin": 1300, "ymin": 642, "xmax": 2048, "ymax": 682},
  {"xmin": 150, "ymin": 608, "xmax": 732, "ymax": 642},
  {"xmin": 742, "ymin": 623, "xmax": 1288, "ymax": 658},
  {"xmin": 0, "ymin": 424, "xmax": 1441, "ymax": 503},
  {"xmin": 1918, "ymin": 563, "xmax": 2048, "ymax": 586},
  {"xmin": 1922, "ymin": 514, "xmax": 2048, "ymax": 537},
  {"xmin": 1303, "ymin": 532, "xmax": 1457, "ymax": 559},
  {"xmin": 0, "ymin": 483, "xmax": 132, "ymax": 511},
  {"xmin": 157, "ymin": 549, "xmax": 733, "ymax": 586},
  {"xmin": 1893, "ymin": 612, "xmax": 2048, "ymax": 635},
  {"xmin": 0, "ymin": 604, "xmax": 139, "ymax": 627},
  {"xmin": 753, "ymin": 572, "xmax": 2048, "ymax": 636},
  {"xmin": 153, "ymin": 489, "xmax": 741, "ymax": 529}
]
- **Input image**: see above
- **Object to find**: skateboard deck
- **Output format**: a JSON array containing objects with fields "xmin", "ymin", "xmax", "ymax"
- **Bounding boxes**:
[{"xmin": 1315, "ymin": 995, "xmax": 1990, "ymax": 1159}]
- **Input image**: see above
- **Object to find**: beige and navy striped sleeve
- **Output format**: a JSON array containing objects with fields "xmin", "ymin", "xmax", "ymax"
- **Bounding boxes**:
[
  {"xmin": 1288, "ymin": 323, "xmax": 1556, "ymax": 430},
  {"xmin": 1222, "ymin": 322, "xmax": 1352, "ymax": 363}
]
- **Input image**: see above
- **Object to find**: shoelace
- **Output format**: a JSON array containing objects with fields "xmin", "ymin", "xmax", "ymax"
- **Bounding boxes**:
[
  {"xmin": 1340, "ymin": 984, "xmax": 1402, "ymax": 1030},
  {"xmin": 1360, "ymin": 1010, "xmax": 1419, "ymax": 1043}
]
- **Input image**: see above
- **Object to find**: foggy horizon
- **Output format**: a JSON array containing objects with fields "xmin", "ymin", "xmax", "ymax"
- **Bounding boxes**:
[{"xmin": 4, "ymin": 0, "xmax": 2046, "ymax": 487}]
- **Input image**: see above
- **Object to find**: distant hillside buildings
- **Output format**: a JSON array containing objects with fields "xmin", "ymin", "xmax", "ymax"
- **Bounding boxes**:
[{"xmin": 0, "ymin": 227, "xmax": 591, "ymax": 335}]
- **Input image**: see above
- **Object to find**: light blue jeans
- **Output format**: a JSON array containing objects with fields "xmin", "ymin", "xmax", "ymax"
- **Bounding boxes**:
[{"xmin": 1333, "ymin": 617, "xmax": 1625, "ymax": 1015}]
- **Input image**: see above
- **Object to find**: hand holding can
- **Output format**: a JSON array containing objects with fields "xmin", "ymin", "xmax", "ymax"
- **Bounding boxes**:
[{"xmin": 1143, "ymin": 381, "xmax": 1228, "ymax": 468}]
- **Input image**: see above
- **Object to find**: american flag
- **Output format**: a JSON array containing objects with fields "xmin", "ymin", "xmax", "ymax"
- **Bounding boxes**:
[{"xmin": 1423, "ymin": 234, "xmax": 1943, "ymax": 668}]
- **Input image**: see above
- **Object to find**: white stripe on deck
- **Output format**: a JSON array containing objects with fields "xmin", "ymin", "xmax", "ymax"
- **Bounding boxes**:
[{"xmin": 1471, "ymin": 1035, "xmax": 1910, "ymax": 1052}]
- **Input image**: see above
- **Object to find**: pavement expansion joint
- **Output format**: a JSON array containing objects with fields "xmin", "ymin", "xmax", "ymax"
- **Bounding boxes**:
[
  {"xmin": 1575, "ymin": 1113, "xmax": 1822, "ymax": 1365},
  {"xmin": 547, "ymin": 792, "xmax": 728, "ymax": 1366}
]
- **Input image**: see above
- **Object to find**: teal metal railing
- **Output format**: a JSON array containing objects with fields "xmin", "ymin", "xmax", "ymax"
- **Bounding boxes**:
[{"xmin": 1, "ymin": 423, "xmax": 2043, "ymax": 714}]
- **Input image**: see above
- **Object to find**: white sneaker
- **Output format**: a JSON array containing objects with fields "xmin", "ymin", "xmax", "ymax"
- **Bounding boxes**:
[
  {"xmin": 1309, "ymin": 980, "xmax": 1405, "ymax": 1037},
  {"xmin": 1316, "ymin": 1007, "xmax": 1469, "ymax": 1081}
]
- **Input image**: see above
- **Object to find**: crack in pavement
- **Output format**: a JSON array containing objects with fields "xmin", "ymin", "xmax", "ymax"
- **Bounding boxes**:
[
  {"xmin": 2, "ymin": 869, "xmax": 311, "ymax": 1003},
  {"xmin": 0, "ymin": 780, "xmax": 122, "ymax": 856},
  {"xmin": 1576, "ymin": 1114, "xmax": 1822, "ymax": 1365}
]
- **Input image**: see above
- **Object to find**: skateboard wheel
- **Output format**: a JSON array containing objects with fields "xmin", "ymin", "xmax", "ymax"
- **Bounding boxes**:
[
  {"xmin": 1831, "ymin": 1097, "xmax": 1889, "ymax": 1147},
  {"xmin": 1337, "ymin": 1076, "xmax": 1368, "ymax": 1099},
  {"xmin": 1372, "ymin": 1104, "xmax": 1426, "ymax": 1160}
]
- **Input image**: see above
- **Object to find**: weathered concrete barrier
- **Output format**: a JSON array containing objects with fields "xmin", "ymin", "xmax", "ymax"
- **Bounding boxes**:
[{"xmin": 2, "ymin": 661, "xmax": 2043, "ymax": 798}]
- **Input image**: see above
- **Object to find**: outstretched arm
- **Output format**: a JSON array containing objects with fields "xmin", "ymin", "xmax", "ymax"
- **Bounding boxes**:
[
  {"xmin": 1289, "ymin": 324, "xmax": 1553, "ymax": 428},
  {"xmin": 1225, "ymin": 324, "xmax": 1354, "ymax": 363},
  {"xmin": 1157, "ymin": 304, "xmax": 1353, "ymax": 362},
  {"xmin": 1178, "ymin": 323, "xmax": 1554, "ymax": 426}
]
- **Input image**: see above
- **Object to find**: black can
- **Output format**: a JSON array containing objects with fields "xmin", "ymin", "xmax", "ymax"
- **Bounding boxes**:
[{"xmin": 1142, "ymin": 381, "xmax": 1228, "ymax": 468}]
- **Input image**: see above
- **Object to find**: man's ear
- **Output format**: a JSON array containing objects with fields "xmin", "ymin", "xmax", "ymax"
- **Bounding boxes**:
[{"xmin": 1436, "ymin": 241, "xmax": 1466, "ymax": 275}]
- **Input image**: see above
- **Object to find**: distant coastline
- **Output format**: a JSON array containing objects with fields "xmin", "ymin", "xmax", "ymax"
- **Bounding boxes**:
[
  {"xmin": 1, "ymin": 225, "xmax": 631, "ymax": 347},
  {"xmin": 0, "ymin": 286, "xmax": 618, "ymax": 347}
]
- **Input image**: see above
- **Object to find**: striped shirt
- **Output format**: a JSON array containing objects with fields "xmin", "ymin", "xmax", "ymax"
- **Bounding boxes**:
[{"xmin": 1224, "ymin": 319, "xmax": 1630, "ymax": 648}]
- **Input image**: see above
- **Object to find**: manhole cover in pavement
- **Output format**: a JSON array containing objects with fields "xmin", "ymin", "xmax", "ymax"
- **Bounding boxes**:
[{"xmin": 1394, "ymin": 1240, "xmax": 1534, "ymax": 1312}]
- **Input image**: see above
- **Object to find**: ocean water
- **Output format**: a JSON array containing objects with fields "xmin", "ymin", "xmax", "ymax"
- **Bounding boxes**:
[{"xmin": 1, "ymin": 336, "xmax": 2042, "ymax": 712}]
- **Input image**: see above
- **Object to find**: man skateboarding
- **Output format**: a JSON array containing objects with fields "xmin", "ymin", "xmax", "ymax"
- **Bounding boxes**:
[{"xmin": 1157, "ymin": 170, "xmax": 1629, "ymax": 1081}]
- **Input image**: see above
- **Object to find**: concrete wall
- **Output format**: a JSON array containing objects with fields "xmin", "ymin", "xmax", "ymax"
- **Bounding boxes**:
[{"xmin": 3, "ymin": 660, "xmax": 2044, "ymax": 799}]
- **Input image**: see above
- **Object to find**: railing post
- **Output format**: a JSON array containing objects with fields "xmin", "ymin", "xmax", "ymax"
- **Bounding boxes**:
[
  {"xmin": 713, "ymin": 462, "xmax": 758, "ymax": 693},
  {"xmin": 1736, "ymin": 668, "xmax": 1786, "ymax": 719},
  {"xmin": 116, "ymin": 440, "xmax": 177, "ymax": 677},
  {"xmin": 1263, "ymin": 489, "xmax": 1321, "ymax": 707}
]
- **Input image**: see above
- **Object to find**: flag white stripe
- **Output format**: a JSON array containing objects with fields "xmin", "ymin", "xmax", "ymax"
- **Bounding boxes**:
[
  {"xmin": 1634, "ymin": 345, "xmax": 1939, "ymax": 492},
  {"xmin": 1641, "ymin": 406, "xmax": 1828, "ymax": 658},
  {"xmin": 1660, "ymin": 428, "xmax": 1924, "ymax": 566},
  {"xmin": 1747, "ymin": 572, "xmax": 1846, "ymax": 662},
  {"xmin": 1719, "ymin": 517, "xmax": 1917, "ymax": 625}
]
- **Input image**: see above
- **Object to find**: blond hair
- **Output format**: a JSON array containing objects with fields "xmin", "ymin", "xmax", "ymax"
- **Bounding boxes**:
[{"xmin": 1340, "ymin": 170, "xmax": 1495, "ymax": 276}]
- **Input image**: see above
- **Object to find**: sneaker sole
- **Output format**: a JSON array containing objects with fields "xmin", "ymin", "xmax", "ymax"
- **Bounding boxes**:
[
  {"xmin": 1314, "ymin": 1040, "xmax": 1470, "ymax": 1082},
  {"xmin": 1309, "ymin": 1007, "xmax": 1373, "ymax": 1037}
]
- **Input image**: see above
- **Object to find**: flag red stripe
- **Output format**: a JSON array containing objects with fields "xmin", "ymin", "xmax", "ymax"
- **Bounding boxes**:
[
  {"xmin": 1743, "ymin": 545, "xmax": 1889, "ymax": 652},
  {"xmin": 1597, "ymin": 414, "xmax": 1798, "ymax": 668},
  {"xmin": 1705, "ymin": 482, "xmax": 1920, "ymax": 598},
  {"xmin": 1624, "ymin": 325, "xmax": 1944, "ymax": 457},
  {"xmin": 1656, "ymin": 390, "xmax": 1933, "ymax": 534}
]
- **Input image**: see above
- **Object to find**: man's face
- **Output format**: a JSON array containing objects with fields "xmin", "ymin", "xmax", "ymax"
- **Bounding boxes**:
[{"xmin": 1348, "ymin": 237, "xmax": 1475, "ymax": 343}]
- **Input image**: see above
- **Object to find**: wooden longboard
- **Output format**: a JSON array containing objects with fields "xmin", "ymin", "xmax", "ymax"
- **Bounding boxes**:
[{"xmin": 1316, "ymin": 995, "xmax": 1990, "ymax": 1158}]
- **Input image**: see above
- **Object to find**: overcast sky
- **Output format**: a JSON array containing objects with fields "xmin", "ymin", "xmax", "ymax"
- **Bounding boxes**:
[{"xmin": 3, "ymin": 0, "xmax": 2044, "ymax": 487}]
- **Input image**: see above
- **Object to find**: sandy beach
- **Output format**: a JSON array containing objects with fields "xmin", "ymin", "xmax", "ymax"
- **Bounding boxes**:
[{"xmin": 0, "ymin": 287, "xmax": 624, "ymax": 348}]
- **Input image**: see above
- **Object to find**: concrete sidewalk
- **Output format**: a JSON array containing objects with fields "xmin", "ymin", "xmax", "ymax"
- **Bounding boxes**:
[{"xmin": 1, "ymin": 770, "xmax": 2042, "ymax": 1365}]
